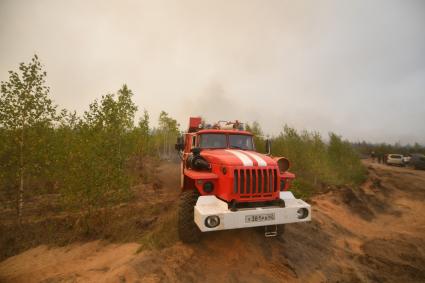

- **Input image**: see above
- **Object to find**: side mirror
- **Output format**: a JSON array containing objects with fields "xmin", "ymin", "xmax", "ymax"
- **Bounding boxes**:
[
  {"xmin": 265, "ymin": 139, "xmax": 271, "ymax": 155},
  {"xmin": 175, "ymin": 136, "xmax": 185, "ymax": 151}
]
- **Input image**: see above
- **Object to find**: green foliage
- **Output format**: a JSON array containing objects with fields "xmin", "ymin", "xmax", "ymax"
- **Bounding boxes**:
[
  {"xmin": 154, "ymin": 111, "xmax": 180, "ymax": 159},
  {"xmin": 134, "ymin": 109, "xmax": 152, "ymax": 157},
  {"xmin": 269, "ymin": 126, "xmax": 366, "ymax": 197},
  {"xmin": 0, "ymin": 54, "xmax": 179, "ymax": 229},
  {"xmin": 0, "ymin": 54, "xmax": 56, "ymax": 129},
  {"xmin": 245, "ymin": 122, "xmax": 366, "ymax": 198},
  {"xmin": 59, "ymin": 85, "xmax": 138, "ymax": 213},
  {"xmin": 328, "ymin": 133, "xmax": 366, "ymax": 185},
  {"xmin": 0, "ymin": 56, "xmax": 169, "ymax": 228},
  {"xmin": 0, "ymin": 54, "xmax": 57, "ymax": 221}
]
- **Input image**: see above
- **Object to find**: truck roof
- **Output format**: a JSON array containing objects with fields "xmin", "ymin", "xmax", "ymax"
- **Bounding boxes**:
[{"xmin": 195, "ymin": 129, "xmax": 253, "ymax": 135}]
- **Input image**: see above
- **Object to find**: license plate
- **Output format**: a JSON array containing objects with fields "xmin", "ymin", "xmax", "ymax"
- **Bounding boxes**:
[{"xmin": 245, "ymin": 213, "xmax": 275, "ymax": 223}]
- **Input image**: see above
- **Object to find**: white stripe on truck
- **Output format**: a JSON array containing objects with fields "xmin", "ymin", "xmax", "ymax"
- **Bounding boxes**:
[
  {"xmin": 225, "ymin": 150, "xmax": 253, "ymax": 166},
  {"xmin": 242, "ymin": 151, "xmax": 267, "ymax": 167}
]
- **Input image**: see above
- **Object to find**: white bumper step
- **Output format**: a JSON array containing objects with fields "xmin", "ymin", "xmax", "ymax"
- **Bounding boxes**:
[{"xmin": 194, "ymin": 192, "xmax": 311, "ymax": 232}]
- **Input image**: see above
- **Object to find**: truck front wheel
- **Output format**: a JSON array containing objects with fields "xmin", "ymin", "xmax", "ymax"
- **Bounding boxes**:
[{"xmin": 178, "ymin": 189, "xmax": 202, "ymax": 243}]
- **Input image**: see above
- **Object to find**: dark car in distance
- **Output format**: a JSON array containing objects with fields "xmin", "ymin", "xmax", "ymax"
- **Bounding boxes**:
[{"xmin": 410, "ymin": 154, "xmax": 425, "ymax": 170}]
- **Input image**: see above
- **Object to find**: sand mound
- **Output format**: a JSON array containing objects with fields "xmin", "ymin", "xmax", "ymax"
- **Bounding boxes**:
[{"xmin": 1, "ymin": 162, "xmax": 425, "ymax": 282}]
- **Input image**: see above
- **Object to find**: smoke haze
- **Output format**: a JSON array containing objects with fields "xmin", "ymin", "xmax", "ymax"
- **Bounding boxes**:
[{"xmin": 1, "ymin": 0, "xmax": 424, "ymax": 143}]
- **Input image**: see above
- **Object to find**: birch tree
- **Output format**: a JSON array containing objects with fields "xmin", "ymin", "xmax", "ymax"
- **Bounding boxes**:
[
  {"xmin": 0, "ymin": 55, "xmax": 56, "ymax": 224},
  {"xmin": 61, "ymin": 85, "xmax": 137, "ymax": 216},
  {"xmin": 158, "ymin": 111, "xmax": 179, "ymax": 158}
]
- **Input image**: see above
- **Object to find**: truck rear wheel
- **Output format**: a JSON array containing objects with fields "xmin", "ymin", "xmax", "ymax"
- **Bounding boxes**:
[{"xmin": 178, "ymin": 189, "xmax": 202, "ymax": 243}]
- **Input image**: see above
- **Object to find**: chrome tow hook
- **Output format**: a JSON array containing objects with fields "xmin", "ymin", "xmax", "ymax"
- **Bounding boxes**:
[{"xmin": 265, "ymin": 225, "xmax": 278, "ymax": 237}]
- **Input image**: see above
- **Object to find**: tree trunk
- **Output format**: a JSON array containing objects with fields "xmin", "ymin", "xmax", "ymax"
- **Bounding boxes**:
[
  {"xmin": 18, "ymin": 169, "xmax": 24, "ymax": 225},
  {"xmin": 163, "ymin": 132, "xmax": 167, "ymax": 158},
  {"xmin": 18, "ymin": 127, "xmax": 24, "ymax": 226}
]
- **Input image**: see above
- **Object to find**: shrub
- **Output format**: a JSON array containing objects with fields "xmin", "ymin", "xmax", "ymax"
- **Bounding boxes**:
[{"xmin": 268, "ymin": 125, "xmax": 366, "ymax": 197}]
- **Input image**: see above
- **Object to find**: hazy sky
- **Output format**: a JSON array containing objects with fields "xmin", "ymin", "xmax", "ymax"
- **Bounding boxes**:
[{"xmin": 1, "ymin": 0, "xmax": 424, "ymax": 144}]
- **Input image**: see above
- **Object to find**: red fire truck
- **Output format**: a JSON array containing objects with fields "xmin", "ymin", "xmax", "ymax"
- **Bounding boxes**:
[{"xmin": 175, "ymin": 117, "xmax": 311, "ymax": 242}]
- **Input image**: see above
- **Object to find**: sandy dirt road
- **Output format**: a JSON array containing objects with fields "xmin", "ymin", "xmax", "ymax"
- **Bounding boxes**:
[{"xmin": 0, "ymin": 162, "xmax": 424, "ymax": 283}]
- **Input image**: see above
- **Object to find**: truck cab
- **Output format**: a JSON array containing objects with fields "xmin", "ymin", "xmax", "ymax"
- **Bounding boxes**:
[{"xmin": 175, "ymin": 117, "xmax": 311, "ymax": 242}]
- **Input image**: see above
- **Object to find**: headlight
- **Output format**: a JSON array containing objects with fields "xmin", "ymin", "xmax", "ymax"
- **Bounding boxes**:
[
  {"xmin": 277, "ymin": 157, "xmax": 290, "ymax": 173},
  {"xmin": 296, "ymin": 208, "xmax": 309, "ymax": 219},
  {"xmin": 203, "ymin": 182, "xmax": 214, "ymax": 193},
  {"xmin": 205, "ymin": 215, "xmax": 220, "ymax": 228}
]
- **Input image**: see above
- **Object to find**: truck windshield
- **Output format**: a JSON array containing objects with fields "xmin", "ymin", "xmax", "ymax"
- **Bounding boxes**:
[
  {"xmin": 229, "ymin": 134, "xmax": 254, "ymax": 150},
  {"xmin": 198, "ymin": 134, "xmax": 254, "ymax": 150},
  {"xmin": 199, "ymin": 134, "xmax": 227, "ymax": 148}
]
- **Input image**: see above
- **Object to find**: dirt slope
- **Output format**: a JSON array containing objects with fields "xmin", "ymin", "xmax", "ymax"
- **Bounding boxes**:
[{"xmin": 1, "ymin": 162, "xmax": 425, "ymax": 283}]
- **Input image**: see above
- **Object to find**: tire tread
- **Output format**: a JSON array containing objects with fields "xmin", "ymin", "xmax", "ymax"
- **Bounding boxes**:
[{"xmin": 178, "ymin": 190, "xmax": 202, "ymax": 243}]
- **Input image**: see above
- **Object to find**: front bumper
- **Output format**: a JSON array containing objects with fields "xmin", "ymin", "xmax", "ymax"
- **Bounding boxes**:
[{"xmin": 194, "ymin": 192, "xmax": 311, "ymax": 232}]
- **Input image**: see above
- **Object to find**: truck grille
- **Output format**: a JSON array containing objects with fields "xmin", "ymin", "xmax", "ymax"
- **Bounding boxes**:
[{"xmin": 233, "ymin": 168, "xmax": 278, "ymax": 197}]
